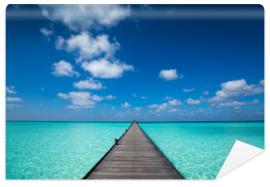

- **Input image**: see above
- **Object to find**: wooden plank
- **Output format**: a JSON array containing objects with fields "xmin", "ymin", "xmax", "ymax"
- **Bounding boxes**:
[{"xmin": 83, "ymin": 121, "xmax": 184, "ymax": 179}]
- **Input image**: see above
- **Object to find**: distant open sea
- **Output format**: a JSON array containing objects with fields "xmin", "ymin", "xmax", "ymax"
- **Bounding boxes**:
[{"xmin": 6, "ymin": 121, "xmax": 264, "ymax": 179}]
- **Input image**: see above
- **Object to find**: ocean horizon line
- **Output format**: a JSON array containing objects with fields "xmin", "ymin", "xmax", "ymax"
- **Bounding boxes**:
[{"xmin": 6, "ymin": 120, "xmax": 264, "ymax": 123}]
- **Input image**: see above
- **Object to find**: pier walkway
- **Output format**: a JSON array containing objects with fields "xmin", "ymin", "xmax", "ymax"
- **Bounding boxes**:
[{"xmin": 83, "ymin": 121, "xmax": 183, "ymax": 179}]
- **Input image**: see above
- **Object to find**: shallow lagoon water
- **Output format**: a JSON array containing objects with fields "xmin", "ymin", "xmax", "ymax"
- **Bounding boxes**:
[
  {"xmin": 6, "ymin": 122, "xmax": 129, "ymax": 179},
  {"xmin": 7, "ymin": 121, "xmax": 264, "ymax": 179},
  {"xmin": 140, "ymin": 122, "xmax": 264, "ymax": 179}
]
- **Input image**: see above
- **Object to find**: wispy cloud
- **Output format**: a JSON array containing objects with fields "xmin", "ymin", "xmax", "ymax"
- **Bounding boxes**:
[
  {"xmin": 40, "ymin": 27, "xmax": 53, "ymax": 38},
  {"xmin": 6, "ymin": 86, "xmax": 22, "ymax": 109},
  {"xmin": 74, "ymin": 78, "xmax": 104, "ymax": 90},
  {"xmin": 203, "ymin": 90, "xmax": 209, "ymax": 96},
  {"xmin": 182, "ymin": 88, "xmax": 195, "ymax": 93},
  {"xmin": 105, "ymin": 95, "xmax": 116, "ymax": 100},
  {"xmin": 6, "ymin": 86, "xmax": 16, "ymax": 94},
  {"xmin": 186, "ymin": 98, "xmax": 201, "ymax": 105}
]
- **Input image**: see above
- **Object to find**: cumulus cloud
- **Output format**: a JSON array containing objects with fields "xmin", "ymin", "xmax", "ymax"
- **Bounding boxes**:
[
  {"xmin": 57, "ymin": 91, "xmax": 103, "ymax": 109},
  {"xmin": 208, "ymin": 79, "xmax": 264, "ymax": 103},
  {"xmin": 168, "ymin": 99, "xmax": 182, "ymax": 106},
  {"xmin": 41, "ymin": 5, "xmax": 130, "ymax": 31},
  {"xmin": 40, "ymin": 27, "xmax": 53, "ymax": 38},
  {"xmin": 182, "ymin": 88, "xmax": 195, "ymax": 93},
  {"xmin": 82, "ymin": 58, "xmax": 134, "ymax": 79},
  {"xmin": 52, "ymin": 60, "xmax": 79, "ymax": 77},
  {"xmin": 159, "ymin": 69, "xmax": 180, "ymax": 81},
  {"xmin": 148, "ymin": 99, "xmax": 181, "ymax": 112},
  {"xmin": 61, "ymin": 32, "xmax": 119, "ymax": 61},
  {"xmin": 187, "ymin": 98, "xmax": 201, "ymax": 105},
  {"xmin": 148, "ymin": 103, "xmax": 168, "ymax": 112},
  {"xmin": 121, "ymin": 102, "xmax": 131, "ymax": 108},
  {"xmin": 73, "ymin": 78, "xmax": 103, "ymax": 90}
]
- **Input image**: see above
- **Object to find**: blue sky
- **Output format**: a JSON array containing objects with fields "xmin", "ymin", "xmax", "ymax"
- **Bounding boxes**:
[{"xmin": 6, "ymin": 5, "xmax": 264, "ymax": 121}]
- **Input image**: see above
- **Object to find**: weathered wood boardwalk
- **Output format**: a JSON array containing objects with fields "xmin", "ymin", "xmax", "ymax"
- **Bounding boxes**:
[{"xmin": 83, "ymin": 121, "xmax": 183, "ymax": 179}]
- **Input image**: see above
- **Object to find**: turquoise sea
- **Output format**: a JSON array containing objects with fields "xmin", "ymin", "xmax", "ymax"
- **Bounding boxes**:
[
  {"xmin": 6, "ymin": 121, "xmax": 264, "ymax": 179},
  {"xmin": 6, "ymin": 122, "xmax": 129, "ymax": 179},
  {"xmin": 140, "ymin": 122, "xmax": 264, "ymax": 179}
]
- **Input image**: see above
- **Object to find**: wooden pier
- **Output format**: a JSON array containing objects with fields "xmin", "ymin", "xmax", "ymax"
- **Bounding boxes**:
[{"xmin": 83, "ymin": 121, "xmax": 183, "ymax": 179}]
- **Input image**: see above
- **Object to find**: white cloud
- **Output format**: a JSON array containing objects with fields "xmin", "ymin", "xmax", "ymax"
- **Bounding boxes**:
[
  {"xmin": 182, "ymin": 88, "xmax": 195, "ymax": 93},
  {"xmin": 209, "ymin": 79, "xmax": 264, "ymax": 103},
  {"xmin": 219, "ymin": 101, "xmax": 246, "ymax": 107},
  {"xmin": 187, "ymin": 98, "xmax": 201, "ymax": 105},
  {"xmin": 6, "ymin": 96, "xmax": 22, "ymax": 102},
  {"xmin": 168, "ymin": 99, "xmax": 182, "ymax": 106},
  {"xmin": 121, "ymin": 102, "xmax": 131, "ymax": 108},
  {"xmin": 6, "ymin": 103, "xmax": 21, "ymax": 109},
  {"xmin": 64, "ymin": 32, "xmax": 119, "ymax": 61},
  {"xmin": 217, "ymin": 99, "xmax": 260, "ymax": 108},
  {"xmin": 41, "ymin": 5, "xmax": 130, "ymax": 31},
  {"xmin": 156, "ymin": 103, "xmax": 168, "ymax": 111},
  {"xmin": 141, "ymin": 96, "xmax": 147, "ymax": 100},
  {"xmin": 74, "ymin": 78, "xmax": 103, "ymax": 90},
  {"xmin": 6, "ymin": 86, "xmax": 16, "ymax": 94},
  {"xmin": 57, "ymin": 91, "xmax": 103, "ymax": 109},
  {"xmin": 91, "ymin": 95, "xmax": 103, "ymax": 102},
  {"xmin": 148, "ymin": 98, "xmax": 182, "ymax": 112},
  {"xmin": 159, "ymin": 69, "xmax": 179, "ymax": 81},
  {"xmin": 164, "ymin": 96, "xmax": 172, "ymax": 100},
  {"xmin": 52, "ymin": 60, "xmax": 79, "ymax": 77},
  {"xmin": 6, "ymin": 86, "xmax": 22, "ymax": 109},
  {"xmin": 40, "ymin": 27, "xmax": 53, "ymax": 38},
  {"xmin": 105, "ymin": 95, "xmax": 116, "ymax": 100},
  {"xmin": 82, "ymin": 58, "xmax": 134, "ymax": 79}
]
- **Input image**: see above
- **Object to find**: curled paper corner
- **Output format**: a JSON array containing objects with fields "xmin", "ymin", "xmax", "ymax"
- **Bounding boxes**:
[{"xmin": 216, "ymin": 140, "xmax": 264, "ymax": 179}]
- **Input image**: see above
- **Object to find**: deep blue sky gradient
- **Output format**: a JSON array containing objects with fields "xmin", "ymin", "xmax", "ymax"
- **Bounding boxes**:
[{"xmin": 6, "ymin": 5, "xmax": 264, "ymax": 121}]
